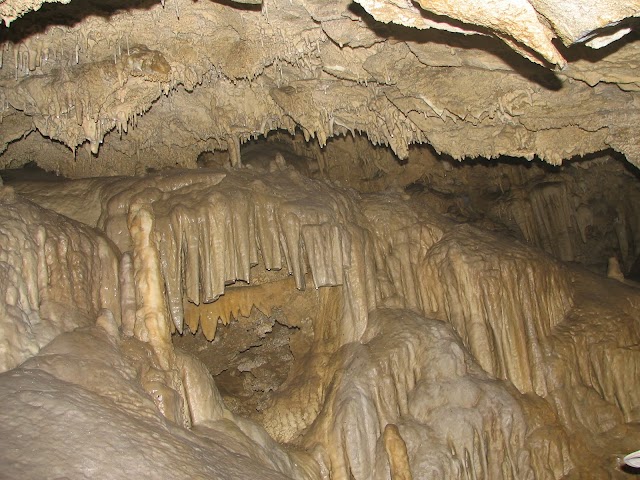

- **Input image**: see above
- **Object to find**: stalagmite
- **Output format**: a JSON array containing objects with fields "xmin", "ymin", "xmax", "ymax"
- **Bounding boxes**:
[
  {"xmin": 119, "ymin": 252, "xmax": 137, "ymax": 337},
  {"xmin": 383, "ymin": 424, "xmax": 413, "ymax": 480},
  {"xmin": 417, "ymin": 225, "xmax": 573, "ymax": 396},
  {"xmin": 128, "ymin": 197, "xmax": 174, "ymax": 368}
]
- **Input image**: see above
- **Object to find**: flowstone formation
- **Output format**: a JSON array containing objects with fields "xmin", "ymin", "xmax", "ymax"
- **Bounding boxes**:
[{"xmin": 1, "ymin": 157, "xmax": 639, "ymax": 479}]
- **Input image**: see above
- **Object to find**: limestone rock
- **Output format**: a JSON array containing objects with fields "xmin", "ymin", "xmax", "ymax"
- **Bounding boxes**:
[{"xmin": 1, "ymin": 0, "xmax": 640, "ymax": 173}]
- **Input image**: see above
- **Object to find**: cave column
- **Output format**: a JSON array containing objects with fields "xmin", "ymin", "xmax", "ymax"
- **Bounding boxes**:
[
  {"xmin": 128, "ymin": 194, "xmax": 174, "ymax": 369},
  {"xmin": 227, "ymin": 135, "xmax": 242, "ymax": 168}
]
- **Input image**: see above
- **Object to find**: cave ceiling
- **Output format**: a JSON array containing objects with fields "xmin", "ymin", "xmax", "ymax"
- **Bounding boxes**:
[{"xmin": 0, "ymin": 0, "xmax": 639, "ymax": 176}]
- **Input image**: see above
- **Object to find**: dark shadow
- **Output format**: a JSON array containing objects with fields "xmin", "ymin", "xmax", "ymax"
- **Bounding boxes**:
[
  {"xmin": 560, "ymin": 20, "xmax": 640, "ymax": 64},
  {"xmin": 621, "ymin": 464, "xmax": 640, "ymax": 475},
  {"xmin": 273, "ymin": 130, "xmax": 640, "ymax": 180},
  {"xmin": 431, "ymin": 149, "xmax": 563, "ymax": 175},
  {"xmin": 0, "ymin": 160, "xmax": 68, "ymax": 182},
  {"xmin": 0, "ymin": 0, "xmax": 161, "ymax": 43},
  {"xmin": 346, "ymin": 2, "xmax": 563, "ymax": 91},
  {"xmin": 0, "ymin": 0, "xmax": 265, "ymax": 44},
  {"xmin": 207, "ymin": 0, "xmax": 262, "ymax": 11},
  {"xmin": 562, "ymin": 148, "xmax": 640, "ymax": 181},
  {"xmin": 431, "ymin": 148, "xmax": 640, "ymax": 181}
]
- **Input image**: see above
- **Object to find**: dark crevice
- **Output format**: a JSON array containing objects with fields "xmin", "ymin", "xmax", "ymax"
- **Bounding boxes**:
[
  {"xmin": 206, "ymin": 0, "xmax": 262, "ymax": 12},
  {"xmin": 560, "ymin": 22, "xmax": 640, "ymax": 63},
  {"xmin": 0, "ymin": 0, "xmax": 161, "ymax": 43}
]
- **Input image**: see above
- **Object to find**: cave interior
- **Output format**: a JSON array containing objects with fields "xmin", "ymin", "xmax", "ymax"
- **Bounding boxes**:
[{"xmin": 1, "ymin": 0, "xmax": 640, "ymax": 479}]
